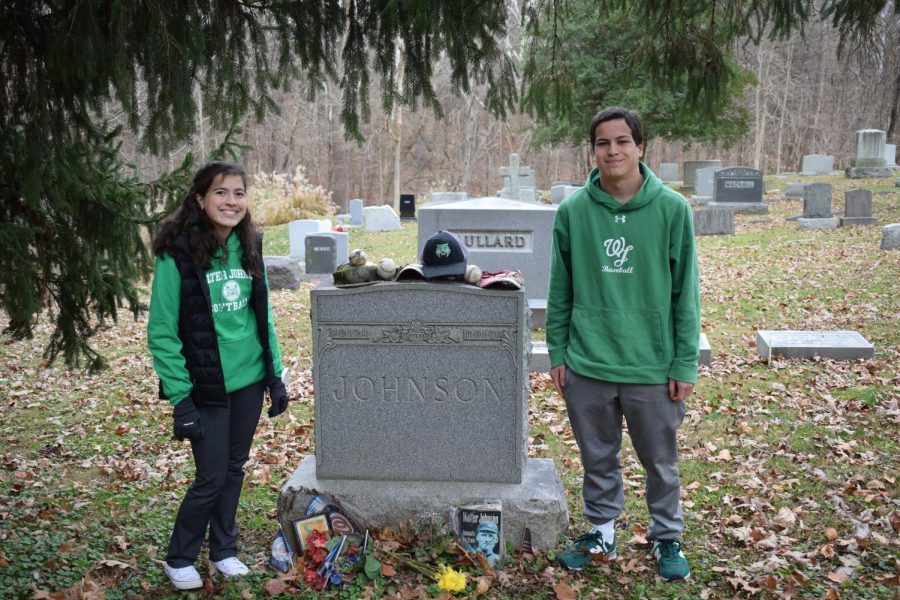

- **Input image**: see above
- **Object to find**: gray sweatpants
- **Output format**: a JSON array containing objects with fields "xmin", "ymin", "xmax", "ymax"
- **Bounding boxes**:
[{"xmin": 563, "ymin": 368, "xmax": 686, "ymax": 540}]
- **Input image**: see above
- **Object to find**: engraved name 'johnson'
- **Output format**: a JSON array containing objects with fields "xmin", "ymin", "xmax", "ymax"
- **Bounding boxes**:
[{"xmin": 331, "ymin": 376, "xmax": 505, "ymax": 403}]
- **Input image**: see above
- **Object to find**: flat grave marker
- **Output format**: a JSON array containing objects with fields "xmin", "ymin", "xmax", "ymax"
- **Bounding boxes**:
[{"xmin": 756, "ymin": 330, "xmax": 874, "ymax": 361}]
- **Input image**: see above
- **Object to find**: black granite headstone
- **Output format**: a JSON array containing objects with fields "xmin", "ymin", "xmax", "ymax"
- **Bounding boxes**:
[
  {"xmin": 305, "ymin": 234, "xmax": 337, "ymax": 274},
  {"xmin": 713, "ymin": 167, "xmax": 763, "ymax": 203},
  {"xmin": 399, "ymin": 193, "xmax": 416, "ymax": 219}
]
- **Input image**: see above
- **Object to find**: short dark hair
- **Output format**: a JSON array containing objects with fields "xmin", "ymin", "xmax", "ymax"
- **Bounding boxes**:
[{"xmin": 589, "ymin": 106, "xmax": 644, "ymax": 148}]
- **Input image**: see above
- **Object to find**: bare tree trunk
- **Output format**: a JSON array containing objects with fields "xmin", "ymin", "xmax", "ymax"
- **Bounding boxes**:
[{"xmin": 775, "ymin": 40, "xmax": 794, "ymax": 174}]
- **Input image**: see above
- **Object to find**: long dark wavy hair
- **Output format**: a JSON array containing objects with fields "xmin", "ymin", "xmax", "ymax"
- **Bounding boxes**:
[{"xmin": 152, "ymin": 162, "xmax": 262, "ymax": 277}]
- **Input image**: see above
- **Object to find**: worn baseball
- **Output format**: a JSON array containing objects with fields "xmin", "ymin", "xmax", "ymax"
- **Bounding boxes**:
[
  {"xmin": 348, "ymin": 248, "xmax": 367, "ymax": 266},
  {"xmin": 376, "ymin": 258, "xmax": 397, "ymax": 280},
  {"xmin": 465, "ymin": 264, "xmax": 482, "ymax": 284}
]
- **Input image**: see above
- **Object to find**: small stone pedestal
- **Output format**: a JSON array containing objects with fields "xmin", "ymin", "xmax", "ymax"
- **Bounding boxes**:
[{"xmin": 278, "ymin": 456, "xmax": 568, "ymax": 554}]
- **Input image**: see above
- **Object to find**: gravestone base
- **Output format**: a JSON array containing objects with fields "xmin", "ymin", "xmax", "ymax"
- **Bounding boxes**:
[
  {"xmin": 278, "ymin": 455, "xmax": 569, "ymax": 555},
  {"xmin": 690, "ymin": 195, "xmax": 712, "ymax": 206},
  {"xmin": 796, "ymin": 216, "xmax": 838, "ymax": 230},
  {"xmin": 839, "ymin": 216, "xmax": 877, "ymax": 227},
  {"xmin": 707, "ymin": 201, "xmax": 769, "ymax": 214},
  {"xmin": 845, "ymin": 166, "xmax": 893, "ymax": 179},
  {"xmin": 756, "ymin": 330, "xmax": 874, "ymax": 361},
  {"xmin": 528, "ymin": 342, "xmax": 549, "ymax": 373}
]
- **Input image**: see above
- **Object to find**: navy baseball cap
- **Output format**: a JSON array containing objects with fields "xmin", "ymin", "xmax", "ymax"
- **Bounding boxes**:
[{"xmin": 421, "ymin": 230, "xmax": 468, "ymax": 279}]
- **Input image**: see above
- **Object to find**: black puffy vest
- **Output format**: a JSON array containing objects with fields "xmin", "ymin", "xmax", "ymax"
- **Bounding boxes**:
[{"xmin": 160, "ymin": 233, "xmax": 275, "ymax": 406}]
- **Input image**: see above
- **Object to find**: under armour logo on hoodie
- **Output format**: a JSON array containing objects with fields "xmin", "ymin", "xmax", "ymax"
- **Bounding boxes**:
[{"xmin": 614, "ymin": 215, "xmax": 626, "ymax": 223}]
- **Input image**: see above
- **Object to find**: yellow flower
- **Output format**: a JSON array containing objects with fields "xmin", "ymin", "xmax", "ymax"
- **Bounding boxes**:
[{"xmin": 436, "ymin": 564, "xmax": 467, "ymax": 594}]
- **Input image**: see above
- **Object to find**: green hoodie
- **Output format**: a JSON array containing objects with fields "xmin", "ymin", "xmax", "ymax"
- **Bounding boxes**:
[
  {"xmin": 546, "ymin": 162, "xmax": 700, "ymax": 384},
  {"xmin": 147, "ymin": 231, "xmax": 284, "ymax": 404}
]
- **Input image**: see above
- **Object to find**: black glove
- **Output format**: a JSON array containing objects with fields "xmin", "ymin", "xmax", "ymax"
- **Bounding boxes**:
[
  {"xmin": 172, "ymin": 397, "xmax": 204, "ymax": 441},
  {"xmin": 268, "ymin": 378, "xmax": 290, "ymax": 418}
]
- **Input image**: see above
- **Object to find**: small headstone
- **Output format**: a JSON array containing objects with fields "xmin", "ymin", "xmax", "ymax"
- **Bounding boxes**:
[
  {"xmin": 782, "ymin": 182, "xmax": 807, "ymax": 199},
  {"xmin": 881, "ymin": 223, "xmax": 900, "ymax": 250},
  {"xmin": 288, "ymin": 219, "xmax": 332, "ymax": 258},
  {"xmin": 349, "ymin": 199, "xmax": 364, "ymax": 226},
  {"xmin": 846, "ymin": 129, "xmax": 893, "ymax": 178},
  {"xmin": 682, "ymin": 160, "xmax": 722, "ymax": 190},
  {"xmin": 263, "ymin": 256, "xmax": 301, "ymax": 290},
  {"xmin": 399, "ymin": 194, "xmax": 416, "ymax": 219},
  {"xmin": 800, "ymin": 154, "xmax": 834, "ymax": 175},
  {"xmin": 305, "ymin": 234, "xmax": 338, "ymax": 275},
  {"xmin": 320, "ymin": 231, "xmax": 350, "ymax": 268},
  {"xmin": 363, "ymin": 205, "xmax": 402, "ymax": 232},
  {"xmin": 693, "ymin": 207, "xmax": 735, "ymax": 236},
  {"xmin": 659, "ymin": 163, "xmax": 679, "ymax": 183},
  {"xmin": 709, "ymin": 167, "xmax": 768, "ymax": 213},
  {"xmin": 430, "ymin": 192, "xmax": 469, "ymax": 204},
  {"xmin": 839, "ymin": 189, "xmax": 876, "ymax": 226},
  {"xmin": 551, "ymin": 185, "xmax": 580, "ymax": 204},
  {"xmin": 802, "ymin": 183, "xmax": 833, "ymax": 218},
  {"xmin": 756, "ymin": 330, "xmax": 874, "ymax": 361},
  {"xmin": 692, "ymin": 166, "xmax": 723, "ymax": 203},
  {"xmin": 518, "ymin": 188, "xmax": 538, "ymax": 203},
  {"xmin": 885, "ymin": 143, "xmax": 897, "ymax": 167}
]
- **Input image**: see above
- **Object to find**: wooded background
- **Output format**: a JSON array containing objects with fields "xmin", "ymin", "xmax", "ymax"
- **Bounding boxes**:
[{"xmin": 118, "ymin": 2, "xmax": 899, "ymax": 212}]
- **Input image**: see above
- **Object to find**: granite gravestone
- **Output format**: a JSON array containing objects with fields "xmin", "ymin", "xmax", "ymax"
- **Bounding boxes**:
[
  {"xmin": 800, "ymin": 154, "xmax": 834, "ymax": 175},
  {"xmin": 881, "ymin": 224, "xmax": 900, "ymax": 250},
  {"xmin": 363, "ymin": 205, "xmax": 402, "ymax": 232},
  {"xmin": 682, "ymin": 160, "xmax": 722, "ymax": 190},
  {"xmin": 886, "ymin": 144, "xmax": 897, "ymax": 167},
  {"xmin": 846, "ymin": 129, "xmax": 893, "ymax": 178},
  {"xmin": 659, "ymin": 163, "xmax": 679, "ymax": 183},
  {"xmin": 276, "ymin": 281, "xmax": 569, "ymax": 553},
  {"xmin": 756, "ymin": 330, "xmax": 874, "ymax": 361},
  {"xmin": 782, "ymin": 182, "xmax": 807, "ymax": 199},
  {"xmin": 305, "ymin": 235, "xmax": 338, "ymax": 275},
  {"xmin": 417, "ymin": 197, "xmax": 557, "ymax": 316},
  {"xmin": 349, "ymin": 199, "xmax": 364, "ymax": 226},
  {"xmin": 498, "ymin": 153, "xmax": 537, "ymax": 201},
  {"xmin": 797, "ymin": 183, "xmax": 837, "ymax": 229},
  {"xmin": 839, "ymin": 190, "xmax": 876, "ymax": 226},
  {"xmin": 399, "ymin": 194, "xmax": 416, "ymax": 219},
  {"xmin": 692, "ymin": 166, "xmax": 723, "ymax": 203},
  {"xmin": 693, "ymin": 207, "xmax": 735, "ymax": 236},
  {"xmin": 551, "ymin": 185, "xmax": 580, "ymax": 204},
  {"xmin": 709, "ymin": 167, "xmax": 768, "ymax": 213},
  {"xmin": 288, "ymin": 219, "xmax": 332, "ymax": 259}
]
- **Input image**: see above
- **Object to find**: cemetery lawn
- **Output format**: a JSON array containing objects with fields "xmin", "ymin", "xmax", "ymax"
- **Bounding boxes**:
[{"xmin": 1, "ymin": 181, "xmax": 898, "ymax": 599}]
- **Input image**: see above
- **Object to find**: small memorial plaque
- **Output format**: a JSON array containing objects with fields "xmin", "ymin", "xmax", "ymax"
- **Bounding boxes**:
[{"xmin": 756, "ymin": 330, "xmax": 874, "ymax": 361}]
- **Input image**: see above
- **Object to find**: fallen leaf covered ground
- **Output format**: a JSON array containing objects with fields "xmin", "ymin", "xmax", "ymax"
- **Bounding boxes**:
[{"xmin": 0, "ymin": 175, "xmax": 898, "ymax": 598}]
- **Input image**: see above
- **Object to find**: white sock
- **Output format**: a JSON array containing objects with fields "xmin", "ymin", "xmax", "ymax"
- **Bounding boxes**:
[{"xmin": 589, "ymin": 519, "xmax": 615, "ymax": 540}]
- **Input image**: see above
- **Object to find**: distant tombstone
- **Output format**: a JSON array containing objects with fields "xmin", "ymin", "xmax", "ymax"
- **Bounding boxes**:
[
  {"xmin": 682, "ymin": 160, "xmax": 722, "ymax": 190},
  {"xmin": 782, "ymin": 182, "xmax": 807, "ymax": 199},
  {"xmin": 498, "ymin": 153, "xmax": 537, "ymax": 201},
  {"xmin": 399, "ymin": 194, "xmax": 416, "ymax": 219},
  {"xmin": 659, "ymin": 163, "xmax": 679, "ymax": 182},
  {"xmin": 800, "ymin": 154, "xmax": 834, "ymax": 175},
  {"xmin": 802, "ymin": 183, "xmax": 833, "ymax": 218},
  {"xmin": 363, "ymin": 205, "xmax": 402, "ymax": 232},
  {"xmin": 885, "ymin": 144, "xmax": 897, "ymax": 167},
  {"xmin": 709, "ymin": 167, "xmax": 767, "ymax": 213},
  {"xmin": 756, "ymin": 330, "xmax": 874, "ymax": 361},
  {"xmin": 839, "ymin": 190, "xmax": 876, "ymax": 226},
  {"xmin": 693, "ymin": 166, "xmax": 723, "ymax": 201},
  {"xmin": 288, "ymin": 219, "xmax": 332, "ymax": 258},
  {"xmin": 693, "ymin": 207, "xmax": 735, "ymax": 236},
  {"xmin": 881, "ymin": 223, "xmax": 900, "ymax": 250},
  {"xmin": 846, "ymin": 129, "xmax": 892, "ymax": 178},
  {"xmin": 320, "ymin": 231, "xmax": 350, "ymax": 267},
  {"xmin": 417, "ymin": 197, "xmax": 557, "ymax": 306},
  {"xmin": 305, "ymin": 235, "xmax": 338, "ymax": 275},
  {"xmin": 797, "ymin": 183, "xmax": 837, "ymax": 229},
  {"xmin": 518, "ymin": 188, "xmax": 538, "ymax": 203},
  {"xmin": 349, "ymin": 199, "xmax": 364, "ymax": 226},
  {"xmin": 263, "ymin": 256, "xmax": 301, "ymax": 290},
  {"xmin": 555, "ymin": 186, "xmax": 581, "ymax": 205},
  {"xmin": 430, "ymin": 192, "xmax": 469, "ymax": 204}
]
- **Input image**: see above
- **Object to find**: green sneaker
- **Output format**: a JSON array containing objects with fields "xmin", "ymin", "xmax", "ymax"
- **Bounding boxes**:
[
  {"xmin": 652, "ymin": 539, "xmax": 691, "ymax": 581},
  {"xmin": 558, "ymin": 530, "xmax": 617, "ymax": 570}
]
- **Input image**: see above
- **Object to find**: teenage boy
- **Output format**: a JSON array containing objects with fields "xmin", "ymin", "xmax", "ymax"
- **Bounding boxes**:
[{"xmin": 547, "ymin": 106, "xmax": 700, "ymax": 580}]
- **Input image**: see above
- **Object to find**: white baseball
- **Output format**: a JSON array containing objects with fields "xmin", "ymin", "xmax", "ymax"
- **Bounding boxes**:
[
  {"xmin": 348, "ymin": 248, "xmax": 367, "ymax": 266},
  {"xmin": 465, "ymin": 264, "xmax": 482, "ymax": 284},
  {"xmin": 376, "ymin": 258, "xmax": 397, "ymax": 280}
]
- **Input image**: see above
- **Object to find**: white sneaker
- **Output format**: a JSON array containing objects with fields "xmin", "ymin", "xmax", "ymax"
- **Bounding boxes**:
[
  {"xmin": 212, "ymin": 556, "xmax": 249, "ymax": 577},
  {"xmin": 164, "ymin": 563, "xmax": 202, "ymax": 590}
]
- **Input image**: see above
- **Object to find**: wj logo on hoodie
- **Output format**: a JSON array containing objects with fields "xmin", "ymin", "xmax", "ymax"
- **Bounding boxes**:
[{"xmin": 602, "ymin": 237, "xmax": 634, "ymax": 274}]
